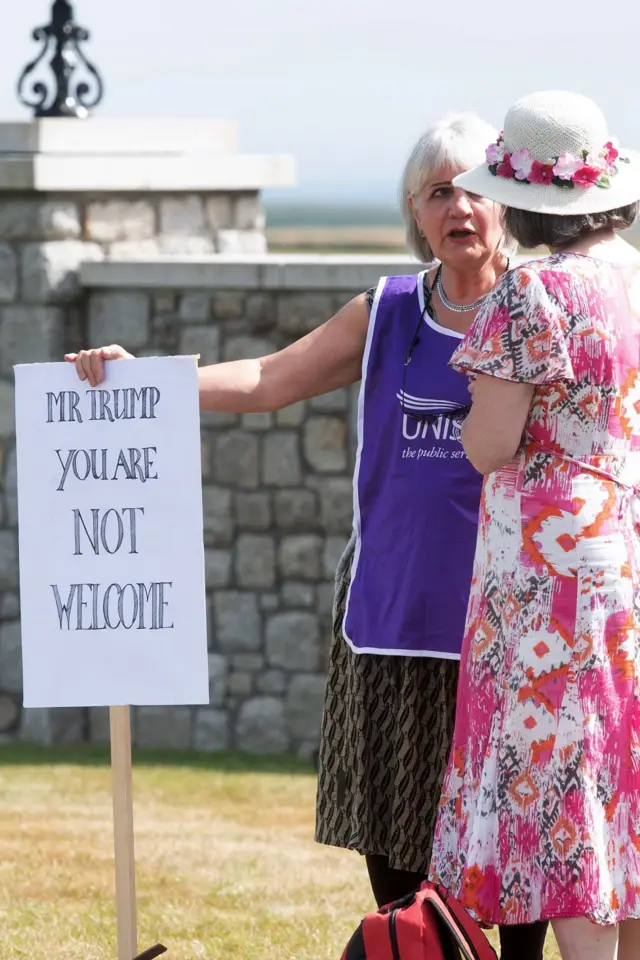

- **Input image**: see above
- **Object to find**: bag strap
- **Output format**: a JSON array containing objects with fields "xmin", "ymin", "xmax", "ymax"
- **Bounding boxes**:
[
  {"xmin": 439, "ymin": 888, "xmax": 497, "ymax": 959},
  {"xmin": 417, "ymin": 885, "xmax": 497, "ymax": 960}
]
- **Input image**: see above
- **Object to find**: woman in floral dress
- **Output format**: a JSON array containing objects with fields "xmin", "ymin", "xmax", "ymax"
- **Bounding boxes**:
[{"xmin": 428, "ymin": 90, "xmax": 640, "ymax": 960}]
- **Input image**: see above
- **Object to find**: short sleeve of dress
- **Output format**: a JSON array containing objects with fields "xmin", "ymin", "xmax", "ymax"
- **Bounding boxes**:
[{"xmin": 449, "ymin": 265, "xmax": 576, "ymax": 385}]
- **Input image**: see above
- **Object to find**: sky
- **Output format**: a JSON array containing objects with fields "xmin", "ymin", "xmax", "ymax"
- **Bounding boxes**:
[{"xmin": 1, "ymin": 0, "xmax": 640, "ymax": 204}]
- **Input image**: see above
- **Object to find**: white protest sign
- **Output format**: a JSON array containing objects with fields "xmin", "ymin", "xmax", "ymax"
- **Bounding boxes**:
[{"xmin": 14, "ymin": 357, "xmax": 209, "ymax": 709}]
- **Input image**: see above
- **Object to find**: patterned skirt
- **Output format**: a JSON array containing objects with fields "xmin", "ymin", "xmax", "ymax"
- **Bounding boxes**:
[{"xmin": 315, "ymin": 535, "xmax": 460, "ymax": 874}]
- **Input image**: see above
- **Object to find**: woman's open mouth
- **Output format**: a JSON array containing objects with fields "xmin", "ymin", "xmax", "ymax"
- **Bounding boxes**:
[{"xmin": 447, "ymin": 228, "xmax": 476, "ymax": 242}]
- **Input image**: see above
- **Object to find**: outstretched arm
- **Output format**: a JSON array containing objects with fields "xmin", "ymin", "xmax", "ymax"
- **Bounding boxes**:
[{"xmin": 65, "ymin": 294, "xmax": 370, "ymax": 413}]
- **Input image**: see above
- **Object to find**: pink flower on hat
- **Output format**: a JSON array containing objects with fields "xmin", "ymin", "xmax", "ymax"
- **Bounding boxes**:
[
  {"xmin": 510, "ymin": 148, "xmax": 534, "ymax": 181},
  {"xmin": 528, "ymin": 160, "xmax": 555, "ymax": 185},
  {"xmin": 585, "ymin": 152, "xmax": 607, "ymax": 172},
  {"xmin": 552, "ymin": 153, "xmax": 583, "ymax": 180},
  {"xmin": 603, "ymin": 141, "xmax": 619, "ymax": 166},
  {"xmin": 486, "ymin": 141, "xmax": 505, "ymax": 164},
  {"xmin": 573, "ymin": 165, "xmax": 602, "ymax": 188},
  {"xmin": 496, "ymin": 155, "xmax": 515, "ymax": 179}
]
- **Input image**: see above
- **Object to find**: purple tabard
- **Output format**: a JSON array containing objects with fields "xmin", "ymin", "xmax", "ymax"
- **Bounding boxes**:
[{"xmin": 343, "ymin": 273, "xmax": 482, "ymax": 658}]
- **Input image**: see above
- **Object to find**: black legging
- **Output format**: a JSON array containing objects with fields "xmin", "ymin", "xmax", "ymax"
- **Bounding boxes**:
[{"xmin": 365, "ymin": 855, "xmax": 549, "ymax": 960}]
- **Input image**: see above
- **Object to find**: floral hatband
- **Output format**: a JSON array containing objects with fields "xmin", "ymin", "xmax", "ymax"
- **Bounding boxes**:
[{"xmin": 485, "ymin": 135, "xmax": 629, "ymax": 189}]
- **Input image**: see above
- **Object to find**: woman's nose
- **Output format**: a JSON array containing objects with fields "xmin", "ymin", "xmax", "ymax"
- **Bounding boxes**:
[{"xmin": 450, "ymin": 189, "xmax": 473, "ymax": 216}]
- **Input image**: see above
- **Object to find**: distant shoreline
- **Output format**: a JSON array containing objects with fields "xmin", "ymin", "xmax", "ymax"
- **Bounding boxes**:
[{"xmin": 265, "ymin": 200, "xmax": 402, "ymax": 229}]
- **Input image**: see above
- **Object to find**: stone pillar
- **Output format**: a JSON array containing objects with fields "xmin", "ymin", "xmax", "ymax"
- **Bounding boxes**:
[{"xmin": 0, "ymin": 118, "xmax": 294, "ymax": 744}]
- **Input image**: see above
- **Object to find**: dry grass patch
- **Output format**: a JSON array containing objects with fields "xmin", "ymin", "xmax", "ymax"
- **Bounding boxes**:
[
  {"xmin": 266, "ymin": 225, "xmax": 406, "ymax": 253},
  {"xmin": 0, "ymin": 745, "xmax": 559, "ymax": 959}
]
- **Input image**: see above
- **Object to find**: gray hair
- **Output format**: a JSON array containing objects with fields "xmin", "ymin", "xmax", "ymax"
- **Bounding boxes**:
[
  {"xmin": 400, "ymin": 112, "xmax": 513, "ymax": 262},
  {"xmin": 504, "ymin": 203, "xmax": 640, "ymax": 250}
]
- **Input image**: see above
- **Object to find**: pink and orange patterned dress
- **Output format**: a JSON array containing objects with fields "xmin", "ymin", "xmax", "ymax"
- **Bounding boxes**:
[{"xmin": 428, "ymin": 252, "xmax": 640, "ymax": 925}]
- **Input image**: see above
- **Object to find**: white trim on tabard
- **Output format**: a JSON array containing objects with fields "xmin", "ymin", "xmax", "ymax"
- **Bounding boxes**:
[
  {"xmin": 342, "ymin": 634, "xmax": 461, "ymax": 660},
  {"xmin": 341, "ymin": 276, "xmax": 386, "ymax": 651},
  {"xmin": 417, "ymin": 268, "xmax": 465, "ymax": 340}
]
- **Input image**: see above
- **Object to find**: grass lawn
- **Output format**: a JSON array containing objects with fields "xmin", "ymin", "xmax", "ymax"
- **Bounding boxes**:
[{"xmin": 0, "ymin": 744, "xmax": 560, "ymax": 959}]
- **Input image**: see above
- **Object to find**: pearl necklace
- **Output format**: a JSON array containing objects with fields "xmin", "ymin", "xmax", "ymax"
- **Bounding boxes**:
[{"xmin": 435, "ymin": 260, "xmax": 509, "ymax": 314}]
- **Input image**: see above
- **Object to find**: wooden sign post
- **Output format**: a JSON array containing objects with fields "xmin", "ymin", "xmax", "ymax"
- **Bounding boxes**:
[
  {"xmin": 111, "ymin": 705, "xmax": 138, "ymax": 960},
  {"xmin": 14, "ymin": 357, "xmax": 209, "ymax": 959}
]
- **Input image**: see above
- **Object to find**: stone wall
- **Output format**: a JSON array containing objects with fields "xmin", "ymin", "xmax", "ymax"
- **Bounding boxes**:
[{"xmin": 0, "ymin": 248, "xmax": 420, "ymax": 755}]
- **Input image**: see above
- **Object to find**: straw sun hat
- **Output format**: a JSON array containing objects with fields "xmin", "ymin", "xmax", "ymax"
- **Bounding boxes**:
[{"xmin": 454, "ymin": 90, "xmax": 640, "ymax": 216}]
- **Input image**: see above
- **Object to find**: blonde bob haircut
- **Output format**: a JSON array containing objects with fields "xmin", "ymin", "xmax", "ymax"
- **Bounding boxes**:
[{"xmin": 400, "ymin": 112, "xmax": 516, "ymax": 262}]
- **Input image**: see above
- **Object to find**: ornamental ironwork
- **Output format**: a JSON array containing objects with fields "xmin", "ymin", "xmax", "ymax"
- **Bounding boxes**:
[{"xmin": 17, "ymin": 0, "xmax": 104, "ymax": 118}]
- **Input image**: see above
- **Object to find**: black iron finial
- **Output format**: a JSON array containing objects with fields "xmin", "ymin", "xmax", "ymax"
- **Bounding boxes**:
[{"xmin": 17, "ymin": 0, "xmax": 104, "ymax": 118}]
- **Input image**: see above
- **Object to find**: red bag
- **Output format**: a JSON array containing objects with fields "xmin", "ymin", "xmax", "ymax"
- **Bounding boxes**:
[{"xmin": 339, "ymin": 881, "xmax": 497, "ymax": 960}]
